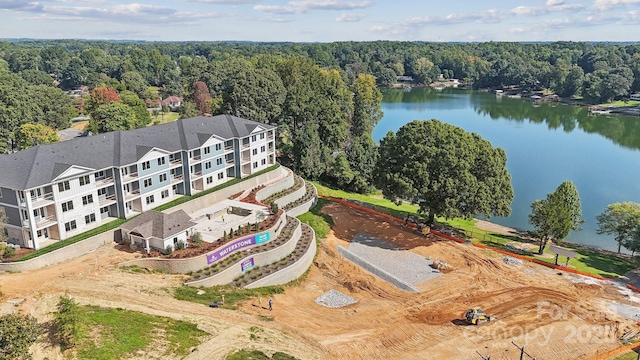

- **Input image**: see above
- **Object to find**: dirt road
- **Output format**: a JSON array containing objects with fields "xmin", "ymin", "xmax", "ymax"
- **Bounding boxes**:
[{"xmin": 1, "ymin": 201, "xmax": 637, "ymax": 359}]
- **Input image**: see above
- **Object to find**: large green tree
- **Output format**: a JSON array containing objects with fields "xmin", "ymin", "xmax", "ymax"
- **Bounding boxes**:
[
  {"xmin": 374, "ymin": 119, "xmax": 513, "ymax": 224},
  {"xmin": 16, "ymin": 123, "xmax": 60, "ymax": 149},
  {"xmin": 596, "ymin": 202, "xmax": 640, "ymax": 254},
  {"xmin": 0, "ymin": 313, "xmax": 40, "ymax": 360},
  {"xmin": 529, "ymin": 181, "xmax": 584, "ymax": 254},
  {"xmin": 88, "ymin": 102, "xmax": 138, "ymax": 133}
]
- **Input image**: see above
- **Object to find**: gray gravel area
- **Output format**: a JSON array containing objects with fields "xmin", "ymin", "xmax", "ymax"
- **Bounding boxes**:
[
  {"xmin": 609, "ymin": 302, "xmax": 640, "ymax": 321},
  {"xmin": 315, "ymin": 290, "xmax": 358, "ymax": 308},
  {"xmin": 502, "ymin": 256, "xmax": 523, "ymax": 266},
  {"xmin": 339, "ymin": 232, "xmax": 442, "ymax": 291}
]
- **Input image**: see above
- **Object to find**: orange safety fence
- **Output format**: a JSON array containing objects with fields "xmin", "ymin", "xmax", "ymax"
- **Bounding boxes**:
[{"xmin": 319, "ymin": 195, "xmax": 613, "ymax": 281}]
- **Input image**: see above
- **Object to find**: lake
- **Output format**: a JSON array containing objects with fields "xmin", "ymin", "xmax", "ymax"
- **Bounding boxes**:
[{"xmin": 376, "ymin": 87, "xmax": 640, "ymax": 252}]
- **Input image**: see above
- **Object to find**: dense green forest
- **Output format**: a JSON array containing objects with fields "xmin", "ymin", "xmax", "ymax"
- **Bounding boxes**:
[{"xmin": 1, "ymin": 40, "xmax": 639, "ymax": 198}]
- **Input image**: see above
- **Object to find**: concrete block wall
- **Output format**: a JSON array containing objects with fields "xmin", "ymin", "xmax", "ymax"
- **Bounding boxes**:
[
  {"xmin": 246, "ymin": 223, "xmax": 316, "ymax": 288},
  {"xmin": 119, "ymin": 215, "xmax": 288, "ymax": 274},
  {"xmin": 184, "ymin": 217, "xmax": 302, "ymax": 287},
  {"xmin": 0, "ymin": 230, "xmax": 116, "ymax": 272},
  {"xmin": 166, "ymin": 166, "xmax": 286, "ymax": 216},
  {"xmin": 255, "ymin": 168, "xmax": 294, "ymax": 202},
  {"xmin": 284, "ymin": 182, "xmax": 318, "ymax": 218},
  {"xmin": 274, "ymin": 181, "xmax": 306, "ymax": 209}
]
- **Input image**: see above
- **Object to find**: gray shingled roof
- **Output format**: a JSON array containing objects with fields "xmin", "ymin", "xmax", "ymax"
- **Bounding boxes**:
[
  {"xmin": 120, "ymin": 210, "xmax": 196, "ymax": 240},
  {"xmin": 0, "ymin": 115, "xmax": 275, "ymax": 190}
]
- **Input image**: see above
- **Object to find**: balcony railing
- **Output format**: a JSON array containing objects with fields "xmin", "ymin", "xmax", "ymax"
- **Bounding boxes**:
[
  {"xmin": 170, "ymin": 158, "xmax": 182, "ymax": 166},
  {"xmin": 31, "ymin": 193, "xmax": 54, "ymax": 206},
  {"xmin": 226, "ymin": 158, "xmax": 234, "ymax": 165},
  {"xmin": 95, "ymin": 176, "xmax": 114, "ymax": 186},
  {"xmin": 241, "ymin": 143, "xmax": 250, "ymax": 149},
  {"xmin": 123, "ymin": 172, "xmax": 139, "ymax": 180},
  {"xmin": 171, "ymin": 174, "xmax": 184, "ymax": 183},
  {"xmin": 224, "ymin": 145, "xmax": 233, "ymax": 151},
  {"xmin": 35, "ymin": 215, "xmax": 57, "ymax": 228},
  {"xmin": 125, "ymin": 189, "xmax": 141, "ymax": 200},
  {"xmin": 191, "ymin": 170, "xmax": 202, "ymax": 177},
  {"xmin": 191, "ymin": 154, "xmax": 201, "ymax": 161},
  {"xmin": 98, "ymin": 194, "xmax": 117, "ymax": 205}
]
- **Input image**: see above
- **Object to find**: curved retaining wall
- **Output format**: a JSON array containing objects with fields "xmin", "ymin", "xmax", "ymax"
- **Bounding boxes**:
[
  {"xmin": 255, "ymin": 169, "xmax": 294, "ymax": 202},
  {"xmin": 246, "ymin": 224, "xmax": 317, "ymax": 288},
  {"xmin": 0, "ymin": 229, "xmax": 117, "ymax": 272},
  {"xmin": 120, "ymin": 215, "xmax": 287, "ymax": 274},
  {"xmin": 185, "ymin": 218, "xmax": 302, "ymax": 287},
  {"xmin": 274, "ymin": 180, "xmax": 306, "ymax": 209},
  {"xmin": 285, "ymin": 182, "xmax": 318, "ymax": 218},
  {"xmin": 166, "ymin": 166, "xmax": 286, "ymax": 216}
]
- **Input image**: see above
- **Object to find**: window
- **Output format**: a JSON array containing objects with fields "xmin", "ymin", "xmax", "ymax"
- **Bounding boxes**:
[
  {"xmin": 85, "ymin": 213, "xmax": 96, "ymax": 224},
  {"xmin": 261, "ymin": 145, "xmax": 266, "ymax": 153},
  {"xmin": 204, "ymin": 147, "xmax": 210, "ymax": 154},
  {"xmin": 217, "ymin": 172, "xmax": 224, "ymax": 180},
  {"xmin": 144, "ymin": 178, "xmax": 153, "ymax": 187},
  {"xmin": 142, "ymin": 161, "xmax": 151, "ymax": 170},
  {"xmin": 251, "ymin": 135, "xmax": 257, "ymax": 142},
  {"xmin": 159, "ymin": 173, "xmax": 167, "ymax": 182},
  {"xmin": 205, "ymin": 162, "xmax": 212, "ymax": 170},
  {"xmin": 61, "ymin": 201, "xmax": 74, "ymax": 212},
  {"xmin": 252, "ymin": 148, "xmax": 258, "ymax": 155},
  {"xmin": 65, "ymin": 220, "xmax": 77, "ymax": 231},
  {"xmin": 58, "ymin": 181, "xmax": 70, "ymax": 192},
  {"xmin": 260, "ymin": 133, "xmax": 265, "ymax": 139},
  {"xmin": 82, "ymin": 194, "xmax": 93, "ymax": 205},
  {"xmin": 215, "ymin": 143, "xmax": 222, "ymax": 151},
  {"xmin": 79, "ymin": 175, "xmax": 91, "ymax": 186},
  {"xmin": 0, "ymin": 188, "xmax": 2, "ymax": 198},
  {"xmin": 95, "ymin": 170, "xmax": 105, "ymax": 179},
  {"xmin": 97, "ymin": 188, "xmax": 106, "ymax": 196},
  {"xmin": 145, "ymin": 195, "xmax": 155, "ymax": 205},
  {"xmin": 216, "ymin": 158, "xmax": 223, "ymax": 166},
  {"xmin": 261, "ymin": 159, "xmax": 266, "ymax": 165},
  {"xmin": 161, "ymin": 190, "xmax": 169, "ymax": 199},
  {"xmin": 157, "ymin": 157, "xmax": 166, "ymax": 166},
  {"xmin": 206, "ymin": 176, "xmax": 213, "ymax": 184},
  {"xmin": 253, "ymin": 162, "xmax": 258, "ymax": 169},
  {"xmin": 100, "ymin": 207, "xmax": 109, "ymax": 215}
]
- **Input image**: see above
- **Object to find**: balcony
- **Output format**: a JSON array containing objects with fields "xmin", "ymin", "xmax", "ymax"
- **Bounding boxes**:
[
  {"xmin": 224, "ymin": 145, "xmax": 233, "ymax": 152},
  {"xmin": 191, "ymin": 154, "xmax": 201, "ymax": 161},
  {"xmin": 171, "ymin": 174, "xmax": 184, "ymax": 184},
  {"xmin": 226, "ymin": 158, "xmax": 234, "ymax": 165},
  {"xmin": 268, "ymin": 134, "xmax": 274, "ymax": 140},
  {"xmin": 125, "ymin": 189, "xmax": 141, "ymax": 201},
  {"xmin": 241, "ymin": 143, "xmax": 250, "ymax": 149},
  {"xmin": 98, "ymin": 194, "xmax": 117, "ymax": 206},
  {"xmin": 170, "ymin": 158, "xmax": 182, "ymax": 167},
  {"xmin": 191, "ymin": 170, "xmax": 202, "ymax": 178},
  {"xmin": 35, "ymin": 215, "xmax": 57, "ymax": 229},
  {"xmin": 31, "ymin": 193, "xmax": 54, "ymax": 207},
  {"xmin": 95, "ymin": 176, "xmax": 114, "ymax": 187},
  {"xmin": 123, "ymin": 172, "xmax": 139, "ymax": 182}
]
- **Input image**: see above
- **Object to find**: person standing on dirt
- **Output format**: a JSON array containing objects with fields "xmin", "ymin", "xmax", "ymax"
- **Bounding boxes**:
[
  {"xmin": 258, "ymin": 296, "xmax": 263, "ymax": 308},
  {"xmin": 268, "ymin": 298, "xmax": 273, "ymax": 311}
]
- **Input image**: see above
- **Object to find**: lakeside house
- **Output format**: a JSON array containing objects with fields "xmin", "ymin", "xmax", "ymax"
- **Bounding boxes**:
[
  {"xmin": 0, "ymin": 115, "xmax": 276, "ymax": 250},
  {"xmin": 161, "ymin": 96, "xmax": 183, "ymax": 111}
]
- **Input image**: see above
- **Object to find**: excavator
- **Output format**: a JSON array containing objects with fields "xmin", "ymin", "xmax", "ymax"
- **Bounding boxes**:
[{"xmin": 464, "ymin": 307, "xmax": 491, "ymax": 325}]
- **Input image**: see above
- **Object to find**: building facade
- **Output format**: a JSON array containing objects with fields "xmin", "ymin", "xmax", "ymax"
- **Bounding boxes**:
[{"xmin": 0, "ymin": 115, "xmax": 276, "ymax": 250}]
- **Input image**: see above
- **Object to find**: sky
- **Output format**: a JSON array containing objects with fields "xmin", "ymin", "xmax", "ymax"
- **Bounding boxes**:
[{"xmin": 0, "ymin": 0, "xmax": 639, "ymax": 42}]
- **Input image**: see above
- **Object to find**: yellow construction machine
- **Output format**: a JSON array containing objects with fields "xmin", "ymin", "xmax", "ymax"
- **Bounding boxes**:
[{"xmin": 464, "ymin": 307, "xmax": 491, "ymax": 325}]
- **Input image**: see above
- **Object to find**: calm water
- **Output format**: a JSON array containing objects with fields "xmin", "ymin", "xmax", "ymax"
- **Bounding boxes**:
[{"xmin": 376, "ymin": 87, "xmax": 640, "ymax": 251}]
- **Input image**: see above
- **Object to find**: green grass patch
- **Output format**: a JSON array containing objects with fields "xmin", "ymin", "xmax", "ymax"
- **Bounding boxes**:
[
  {"xmin": 174, "ymin": 285, "xmax": 284, "ymax": 308},
  {"xmin": 151, "ymin": 111, "xmax": 180, "ymax": 124},
  {"xmin": 610, "ymin": 349, "xmax": 640, "ymax": 360},
  {"xmin": 74, "ymin": 305, "xmax": 206, "ymax": 360},
  {"xmin": 119, "ymin": 265, "xmax": 167, "ymax": 274},
  {"xmin": 296, "ymin": 198, "xmax": 333, "ymax": 239},
  {"xmin": 225, "ymin": 350, "xmax": 299, "ymax": 360},
  {"xmin": 154, "ymin": 164, "xmax": 280, "ymax": 212},
  {"xmin": 531, "ymin": 245, "xmax": 639, "ymax": 278},
  {"xmin": 14, "ymin": 217, "xmax": 130, "ymax": 262},
  {"xmin": 600, "ymin": 100, "xmax": 640, "ymax": 108}
]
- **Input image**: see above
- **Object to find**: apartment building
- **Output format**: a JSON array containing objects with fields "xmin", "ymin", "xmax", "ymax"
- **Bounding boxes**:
[{"xmin": 0, "ymin": 115, "xmax": 276, "ymax": 250}]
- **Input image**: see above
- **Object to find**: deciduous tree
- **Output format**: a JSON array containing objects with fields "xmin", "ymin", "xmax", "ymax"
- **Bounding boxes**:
[
  {"xmin": 374, "ymin": 119, "xmax": 513, "ymax": 224},
  {"xmin": 0, "ymin": 313, "xmax": 40, "ymax": 360},
  {"xmin": 16, "ymin": 123, "xmax": 60, "ymax": 149},
  {"xmin": 596, "ymin": 202, "xmax": 640, "ymax": 253},
  {"xmin": 88, "ymin": 102, "xmax": 137, "ymax": 133},
  {"xmin": 192, "ymin": 81, "xmax": 212, "ymax": 115}
]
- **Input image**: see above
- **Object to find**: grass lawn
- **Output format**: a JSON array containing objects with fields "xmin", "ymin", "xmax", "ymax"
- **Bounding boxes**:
[
  {"xmin": 600, "ymin": 100, "xmax": 640, "ymax": 108},
  {"xmin": 297, "ymin": 198, "xmax": 333, "ymax": 239},
  {"xmin": 312, "ymin": 181, "xmax": 639, "ymax": 279},
  {"xmin": 151, "ymin": 111, "xmax": 180, "ymax": 124},
  {"xmin": 174, "ymin": 285, "xmax": 284, "ymax": 309},
  {"xmin": 611, "ymin": 350, "xmax": 640, "ymax": 360},
  {"xmin": 74, "ymin": 305, "xmax": 206, "ymax": 360}
]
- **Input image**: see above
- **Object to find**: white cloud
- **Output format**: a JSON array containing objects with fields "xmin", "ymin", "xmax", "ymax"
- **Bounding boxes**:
[
  {"xmin": 0, "ymin": 0, "xmax": 43, "ymax": 11},
  {"xmin": 335, "ymin": 12, "xmax": 365, "ymax": 22},
  {"xmin": 592, "ymin": 0, "xmax": 640, "ymax": 10},
  {"xmin": 547, "ymin": 0, "xmax": 564, "ymax": 6},
  {"xmin": 254, "ymin": 0, "xmax": 371, "ymax": 14}
]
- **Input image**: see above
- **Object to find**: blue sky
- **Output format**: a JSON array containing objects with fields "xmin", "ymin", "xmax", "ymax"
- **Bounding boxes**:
[{"xmin": 0, "ymin": 0, "xmax": 638, "ymax": 42}]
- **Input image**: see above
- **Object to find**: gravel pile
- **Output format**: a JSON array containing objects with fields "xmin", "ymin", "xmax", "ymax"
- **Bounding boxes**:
[
  {"xmin": 609, "ymin": 302, "xmax": 640, "ymax": 321},
  {"xmin": 341, "ymin": 232, "xmax": 442, "ymax": 291},
  {"xmin": 502, "ymin": 256, "xmax": 523, "ymax": 266},
  {"xmin": 315, "ymin": 290, "xmax": 358, "ymax": 308}
]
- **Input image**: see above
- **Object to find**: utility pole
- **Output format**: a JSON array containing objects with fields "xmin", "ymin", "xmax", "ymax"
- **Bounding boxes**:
[{"xmin": 512, "ymin": 341, "xmax": 536, "ymax": 360}]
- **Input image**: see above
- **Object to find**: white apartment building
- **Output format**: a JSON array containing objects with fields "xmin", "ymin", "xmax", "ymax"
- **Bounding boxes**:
[{"xmin": 0, "ymin": 115, "xmax": 276, "ymax": 250}]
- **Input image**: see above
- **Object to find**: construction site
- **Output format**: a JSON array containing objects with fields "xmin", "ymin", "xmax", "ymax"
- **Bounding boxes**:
[{"xmin": 2, "ymin": 200, "xmax": 640, "ymax": 359}]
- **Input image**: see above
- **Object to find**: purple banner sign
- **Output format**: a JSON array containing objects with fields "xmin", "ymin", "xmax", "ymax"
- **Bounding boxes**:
[
  {"xmin": 241, "ymin": 258, "xmax": 255, "ymax": 272},
  {"xmin": 206, "ymin": 232, "xmax": 270, "ymax": 264}
]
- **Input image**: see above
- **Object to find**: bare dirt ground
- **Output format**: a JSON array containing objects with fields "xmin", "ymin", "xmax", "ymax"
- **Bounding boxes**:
[{"xmin": 1, "ymin": 201, "xmax": 639, "ymax": 359}]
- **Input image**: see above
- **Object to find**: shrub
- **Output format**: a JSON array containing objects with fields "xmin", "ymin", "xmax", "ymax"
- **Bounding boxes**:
[
  {"xmin": 165, "ymin": 245, "xmax": 173, "ymax": 255},
  {"xmin": 175, "ymin": 240, "xmax": 186, "ymax": 250},
  {"xmin": 192, "ymin": 232, "xmax": 203, "ymax": 247},
  {"xmin": 270, "ymin": 202, "xmax": 278, "ymax": 214},
  {"xmin": 223, "ymin": 231, "xmax": 227, "ymax": 240},
  {"xmin": 2, "ymin": 246, "xmax": 16, "ymax": 259},
  {"xmin": 55, "ymin": 296, "xmax": 81, "ymax": 349}
]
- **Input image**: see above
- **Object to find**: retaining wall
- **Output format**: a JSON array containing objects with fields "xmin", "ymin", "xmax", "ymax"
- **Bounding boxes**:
[
  {"xmin": 185, "ymin": 218, "xmax": 302, "ymax": 287},
  {"xmin": 255, "ymin": 169, "xmax": 294, "ymax": 202},
  {"xmin": 0, "ymin": 230, "xmax": 116, "ymax": 272},
  {"xmin": 120, "ymin": 215, "xmax": 287, "ymax": 274},
  {"xmin": 274, "ymin": 182, "xmax": 306, "ymax": 209},
  {"xmin": 284, "ymin": 182, "xmax": 318, "ymax": 218},
  {"xmin": 246, "ymin": 224, "xmax": 317, "ymax": 288},
  {"xmin": 165, "ymin": 166, "xmax": 285, "ymax": 216}
]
